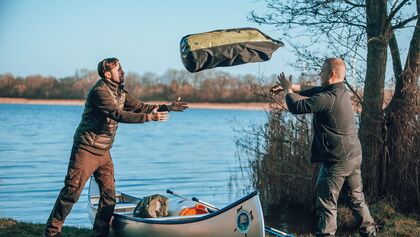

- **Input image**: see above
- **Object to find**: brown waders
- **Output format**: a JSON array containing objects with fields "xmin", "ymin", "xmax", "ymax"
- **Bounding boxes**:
[
  {"xmin": 45, "ymin": 145, "xmax": 116, "ymax": 237},
  {"xmin": 315, "ymin": 156, "xmax": 376, "ymax": 237}
]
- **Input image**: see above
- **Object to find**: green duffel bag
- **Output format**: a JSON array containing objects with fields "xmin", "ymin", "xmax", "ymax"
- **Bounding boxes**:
[
  {"xmin": 180, "ymin": 27, "xmax": 284, "ymax": 73},
  {"xmin": 133, "ymin": 194, "xmax": 169, "ymax": 218}
]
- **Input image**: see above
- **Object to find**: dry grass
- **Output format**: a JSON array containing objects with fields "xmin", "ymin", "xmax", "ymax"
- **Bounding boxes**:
[{"xmin": 234, "ymin": 106, "xmax": 420, "ymax": 236}]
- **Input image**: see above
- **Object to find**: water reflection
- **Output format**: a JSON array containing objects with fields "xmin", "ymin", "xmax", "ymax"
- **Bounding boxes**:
[{"xmin": 0, "ymin": 104, "xmax": 265, "ymax": 227}]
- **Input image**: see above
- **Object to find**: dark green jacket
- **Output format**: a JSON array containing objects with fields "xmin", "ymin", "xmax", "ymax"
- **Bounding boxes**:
[
  {"xmin": 286, "ymin": 82, "xmax": 361, "ymax": 163},
  {"xmin": 73, "ymin": 79, "xmax": 167, "ymax": 153}
]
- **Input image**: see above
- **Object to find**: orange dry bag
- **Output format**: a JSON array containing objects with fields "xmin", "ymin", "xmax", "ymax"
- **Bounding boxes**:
[{"xmin": 179, "ymin": 203, "xmax": 209, "ymax": 216}]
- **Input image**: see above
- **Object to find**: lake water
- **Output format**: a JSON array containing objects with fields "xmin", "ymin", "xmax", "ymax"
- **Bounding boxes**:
[{"xmin": 0, "ymin": 104, "xmax": 266, "ymax": 228}]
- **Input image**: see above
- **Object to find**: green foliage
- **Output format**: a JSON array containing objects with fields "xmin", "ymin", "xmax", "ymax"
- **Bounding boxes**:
[
  {"xmin": 369, "ymin": 202, "xmax": 420, "ymax": 237},
  {"xmin": 335, "ymin": 201, "xmax": 420, "ymax": 237},
  {"xmin": 0, "ymin": 218, "xmax": 92, "ymax": 237}
]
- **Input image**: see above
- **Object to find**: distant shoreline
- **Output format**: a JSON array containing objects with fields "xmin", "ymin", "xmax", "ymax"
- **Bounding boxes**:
[{"xmin": 0, "ymin": 97, "xmax": 273, "ymax": 111}]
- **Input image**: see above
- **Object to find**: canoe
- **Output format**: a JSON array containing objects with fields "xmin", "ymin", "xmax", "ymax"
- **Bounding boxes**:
[{"xmin": 88, "ymin": 178, "xmax": 265, "ymax": 237}]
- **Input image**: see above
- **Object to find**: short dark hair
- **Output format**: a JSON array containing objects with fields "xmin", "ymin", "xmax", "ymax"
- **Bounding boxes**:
[
  {"xmin": 324, "ymin": 58, "xmax": 346, "ymax": 79},
  {"xmin": 97, "ymin": 58, "xmax": 119, "ymax": 78}
]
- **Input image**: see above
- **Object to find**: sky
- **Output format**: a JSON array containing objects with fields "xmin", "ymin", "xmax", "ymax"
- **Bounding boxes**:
[
  {"xmin": 0, "ymin": 0, "xmax": 415, "ymax": 81},
  {"xmin": 0, "ymin": 0, "xmax": 295, "ymax": 79}
]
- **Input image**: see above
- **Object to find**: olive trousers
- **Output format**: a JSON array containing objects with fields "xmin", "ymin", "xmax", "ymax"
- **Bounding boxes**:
[
  {"xmin": 45, "ymin": 145, "xmax": 116, "ymax": 237},
  {"xmin": 315, "ymin": 156, "xmax": 376, "ymax": 237}
]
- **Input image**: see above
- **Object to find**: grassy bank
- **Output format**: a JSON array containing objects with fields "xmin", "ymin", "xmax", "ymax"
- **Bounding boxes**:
[
  {"xmin": 2, "ymin": 201, "xmax": 419, "ymax": 237},
  {"xmin": 0, "ymin": 218, "xmax": 91, "ymax": 237},
  {"xmin": 265, "ymin": 201, "xmax": 420, "ymax": 237}
]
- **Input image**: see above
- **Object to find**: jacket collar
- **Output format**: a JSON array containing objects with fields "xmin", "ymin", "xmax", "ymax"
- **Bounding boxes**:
[
  {"xmin": 323, "ymin": 81, "xmax": 345, "ymax": 91},
  {"xmin": 102, "ymin": 78, "xmax": 124, "ymax": 92}
]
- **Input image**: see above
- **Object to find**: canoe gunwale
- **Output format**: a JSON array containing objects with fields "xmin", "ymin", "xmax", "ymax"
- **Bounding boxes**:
[
  {"xmin": 88, "ymin": 178, "xmax": 260, "ymax": 225},
  {"xmin": 112, "ymin": 190, "xmax": 259, "ymax": 225}
]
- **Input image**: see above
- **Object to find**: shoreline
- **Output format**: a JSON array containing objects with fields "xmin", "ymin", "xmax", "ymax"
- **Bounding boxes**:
[
  {"xmin": 0, "ymin": 97, "xmax": 272, "ymax": 111},
  {"xmin": 2, "ymin": 200, "xmax": 419, "ymax": 237}
]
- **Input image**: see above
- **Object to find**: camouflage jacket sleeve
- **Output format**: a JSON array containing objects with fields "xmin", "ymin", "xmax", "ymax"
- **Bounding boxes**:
[
  {"xmin": 124, "ymin": 91, "xmax": 169, "ymax": 113},
  {"xmin": 91, "ymin": 88, "xmax": 151, "ymax": 123}
]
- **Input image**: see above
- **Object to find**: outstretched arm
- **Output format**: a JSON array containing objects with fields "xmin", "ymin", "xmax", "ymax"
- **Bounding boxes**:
[
  {"xmin": 93, "ymin": 89, "xmax": 168, "ymax": 123},
  {"xmin": 166, "ymin": 97, "xmax": 188, "ymax": 112},
  {"xmin": 277, "ymin": 72, "xmax": 330, "ymax": 114},
  {"xmin": 270, "ymin": 82, "xmax": 301, "ymax": 94},
  {"xmin": 270, "ymin": 73, "xmax": 320, "ymax": 96},
  {"xmin": 124, "ymin": 92, "xmax": 168, "ymax": 113}
]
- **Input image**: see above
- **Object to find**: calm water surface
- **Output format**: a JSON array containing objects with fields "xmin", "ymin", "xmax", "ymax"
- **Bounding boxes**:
[{"xmin": 0, "ymin": 104, "xmax": 265, "ymax": 227}]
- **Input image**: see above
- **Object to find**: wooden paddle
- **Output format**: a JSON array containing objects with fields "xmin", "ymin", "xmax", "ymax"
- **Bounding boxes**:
[{"xmin": 167, "ymin": 189, "xmax": 294, "ymax": 237}]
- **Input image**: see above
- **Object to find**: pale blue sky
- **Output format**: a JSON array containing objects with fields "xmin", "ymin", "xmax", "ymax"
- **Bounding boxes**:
[
  {"xmin": 0, "ymin": 0, "xmax": 415, "ymax": 80},
  {"xmin": 0, "ymin": 0, "xmax": 294, "ymax": 78}
]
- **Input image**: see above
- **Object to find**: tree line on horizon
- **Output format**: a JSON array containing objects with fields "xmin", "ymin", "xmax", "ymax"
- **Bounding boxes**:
[{"xmin": 0, "ymin": 69, "xmax": 278, "ymax": 103}]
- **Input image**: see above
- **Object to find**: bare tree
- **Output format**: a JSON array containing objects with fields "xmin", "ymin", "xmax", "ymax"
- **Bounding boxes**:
[{"xmin": 250, "ymin": 0, "xmax": 420, "ymax": 211}]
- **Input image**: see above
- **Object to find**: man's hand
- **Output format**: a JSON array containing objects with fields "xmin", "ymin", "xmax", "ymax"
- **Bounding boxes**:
[
  {"xmin": 167, "ymin": 97, "xmax": 188, "ymax": 112},
  {"xmin": 270, "ymin": 84, "xmax": 283, "ymax": 94},
  {"xmin": 149, "ymin": 111, "xmax": 169, "ymax": 122},
  {"xmin": 278, "ymin": 72, "xmax": 293, "ymax": 93}
]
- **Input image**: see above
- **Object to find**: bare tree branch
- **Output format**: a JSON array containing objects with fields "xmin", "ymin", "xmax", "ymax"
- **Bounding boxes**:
[
  {"xmin": 389, "ymin": 32, "xmax": 404, "ymax": 80},
  {"xmin": 387, "ymin": 0, "xmax": 410, "ymax": 25},
  {"xmin": 392, "ymin": 15, "xmax": 419, "ymax": 29},
  {"xmin": 343, "ymin": 0, "xmax": 366, "ymax": 7},
  {"xmin": 390, "ymin": 0, "xmax": 402, "ymax": 14}
]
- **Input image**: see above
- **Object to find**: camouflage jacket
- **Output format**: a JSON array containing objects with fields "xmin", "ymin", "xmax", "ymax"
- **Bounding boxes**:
[{"xmin": 73, "ymin": 79, "xmax": 167, "ymax": 152}]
